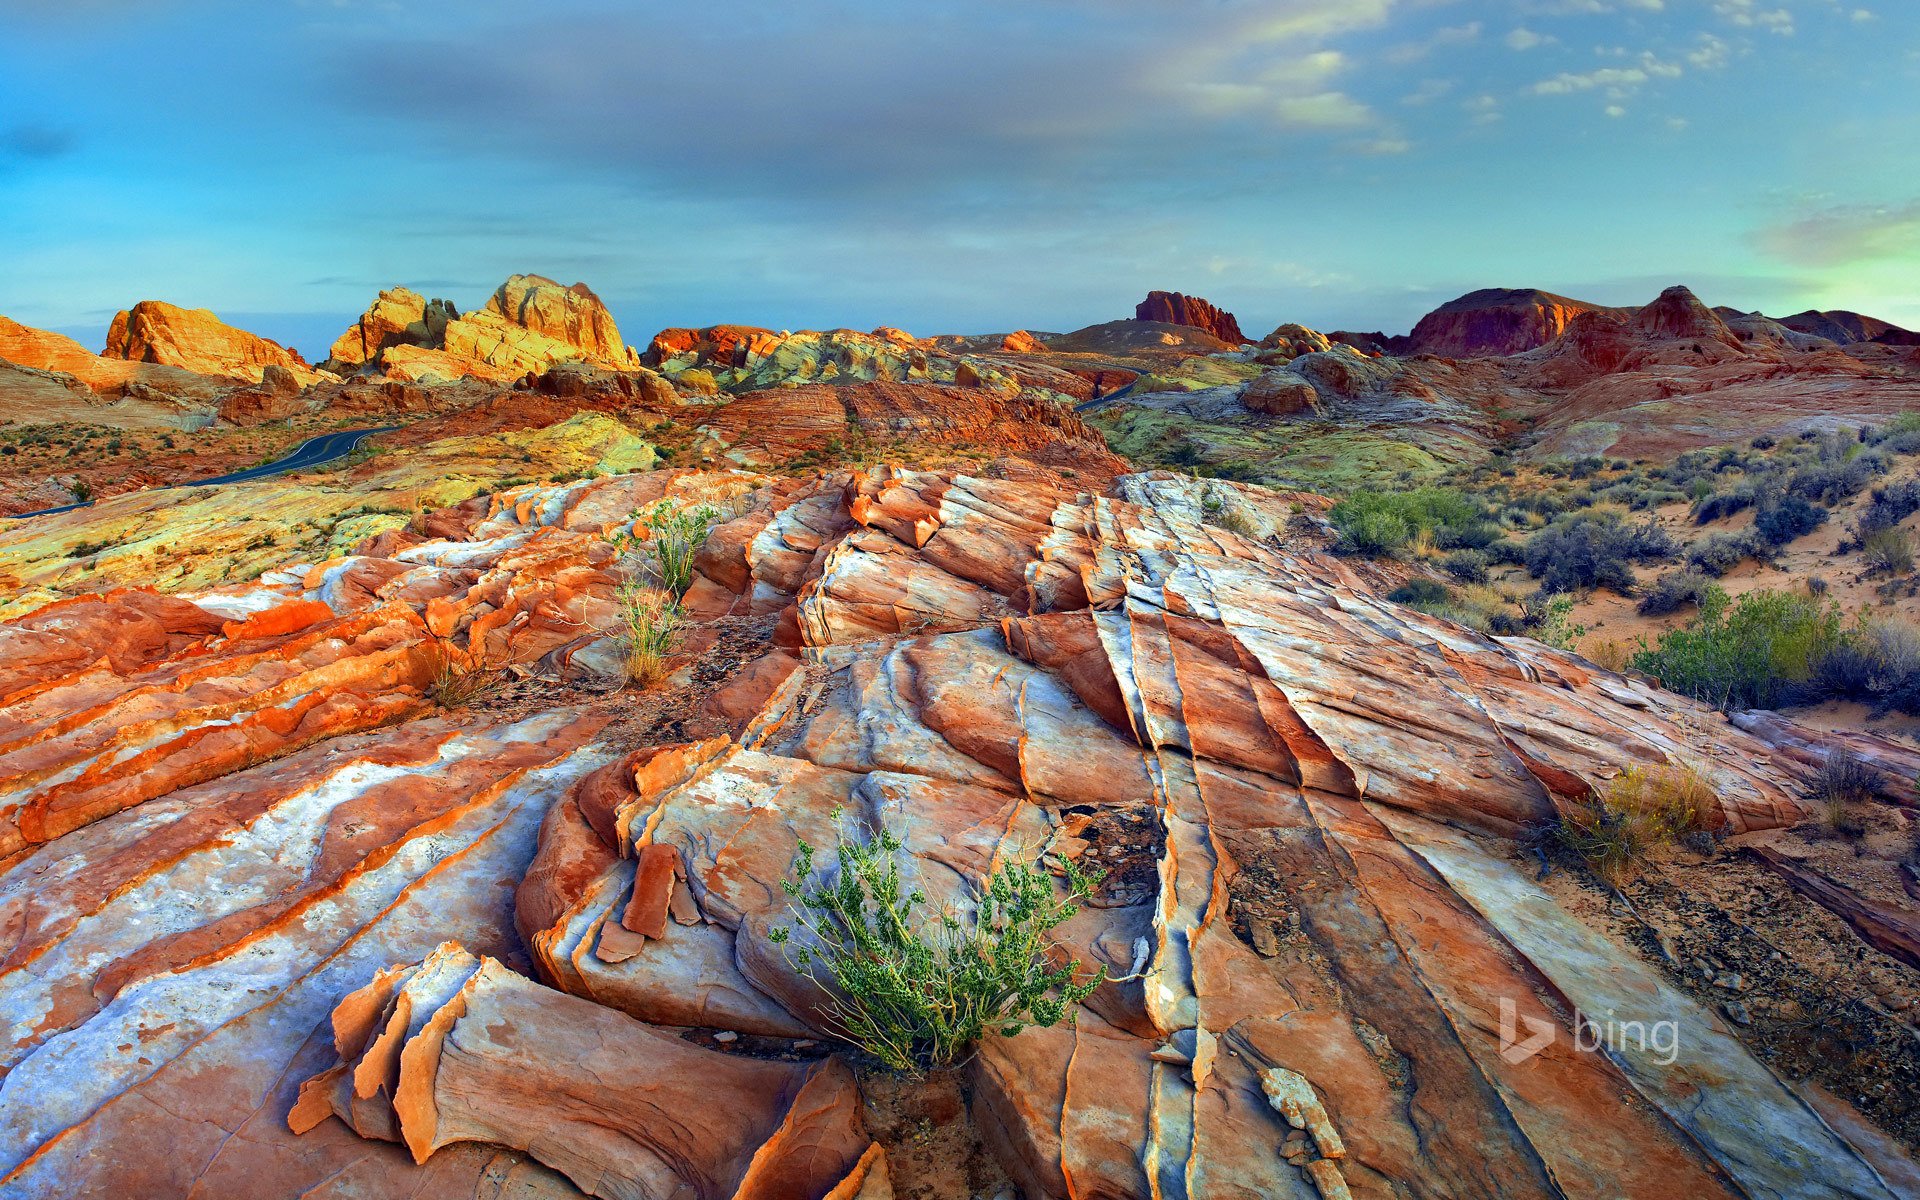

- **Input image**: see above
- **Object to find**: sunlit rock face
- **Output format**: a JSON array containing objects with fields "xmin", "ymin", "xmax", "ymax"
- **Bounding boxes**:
[
  {"xmin": 1406, "ymin": 287, "xmax": 1619, "ymax": 358},
  {"xmin": 1135, "ymin": 290, "xmax": 1247, "ymax": 345},
  {"xmin": 102, "ymin": 299, "xmax": 332, "ymax": 386}
]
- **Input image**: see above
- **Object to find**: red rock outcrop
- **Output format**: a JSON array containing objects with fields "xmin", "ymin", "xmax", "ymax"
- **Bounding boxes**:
[
  {"xmin": 1782, "ymin": 308, "xmax": 1920, "ymax": 346},
  {"xmin": 1134, "ymin": 290, "xmax": 1247, "ymax": 344},
  {"xmin": 1407, "ymin": 287, "xmax": 1619, "ymax": 357},
  {"xmin": 481, "ymin": 274, "xmax": 632, "ymax": 367},
  {"xmin": 1631, "ymin": 284, "xmax": 1741, "ymax": 347},
  {"xmin": 1000, "ymin": 329, "xmax": 1047, "ymax": 353},
  {"xmin": 102, "ymin": 299, "xmax": 328, "ymax": 385},
  {"xmin": 6, "ymin": 463, "xmax": 1916, "ymax": 1198},
  {"xmin": 325, "ymin": 286, "xmax": 458, "ymax": 372}
]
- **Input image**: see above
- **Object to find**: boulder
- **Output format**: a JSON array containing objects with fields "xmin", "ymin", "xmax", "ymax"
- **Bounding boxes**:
[
  {"xmin": 1256, "ymin": 323, "xmax": 1335, "ymax": 363},
  {"xmin": 1134, "ymin": 290, "xmax": 1247, "ymax": 344},
  {"xmin": 1001, "ymin": 329, "xmax": 1047, "ymax": 353},
  {"xmin": 1241, "ymin": 369, "xmax": 1320, "ymax": 415}
]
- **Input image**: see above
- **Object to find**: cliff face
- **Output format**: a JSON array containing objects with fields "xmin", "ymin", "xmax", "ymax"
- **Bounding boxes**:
[
  {"xmin": 1134, "ymin": 290, "xmax": 1247, "ymax": 344},
  {"xmin": 1406, "ymin": 287, "xmax": 1619, "ymax": 357}
]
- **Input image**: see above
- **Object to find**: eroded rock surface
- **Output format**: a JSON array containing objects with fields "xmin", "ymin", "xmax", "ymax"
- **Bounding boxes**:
[
  {"xmin": 5, "ymin": 464, "xmax": 1916, "ymax": 1199},
  {"xmin": 102, "ymin": 300, "xmax": 331, "ymax": 386}
]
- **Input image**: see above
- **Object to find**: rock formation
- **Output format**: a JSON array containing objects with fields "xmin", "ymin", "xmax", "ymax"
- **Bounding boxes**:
[
  {"xmin": 1256, "ymin": 322, "xmax": 1336, "ymax": 363},
  {"xmin": 1630, "ymin": 284, "xmax": 1741, "ymax": 347},
  {"xmin": 5, "ymin": 460, "xmax": 1916, "ymax": 1196},
  {"xmin": 102, "ymin": 299, "xmax": 329, "ymax": 386},
  {"xmin": 1781, "ymin": 308, "xmax": 1920, "ymax": 346},
  {"xmin": 322, "ymin": 276, "xmax": 639, "ymax": 384},
  {"xmin": 325, "ymin": 286, "xmax": 457, "ymax": 372},
  {"xmin": 479, "ymin": 274, "xmax": 631, "ymax": 367},
  {"xmin": 1406, "ymin": 287, "xmax": 1619, "ymax": 358},
  {"xmin": 1134, "ymin": 290, "xmax": 1247, "ymax": 344},
  {"xmin": 1000, "ymin": 329, "xmax": 1047, "ymax": 353}
]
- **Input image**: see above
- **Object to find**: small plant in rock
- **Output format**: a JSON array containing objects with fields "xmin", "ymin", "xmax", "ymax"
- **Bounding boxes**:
[
  {"xmin": 425, "ymin": 643, "xmax": 506, "ymax": 709},
  {"xmin": 770, "ymin": 825, "xmax": 1103, "ymax": 1074},
  {"xmin": 610, "ymin": 581, "xmax": 684, "ymax": 688},
  {"xmin": 613, "ymin": 500, "xmax": 721, "ymax": 598},
  {"xmin": 1808, "ymin": 749, "xmax": 1881, "ymax": 839},
  {"xmin": 1554, "ymin": 764, "xmax": 1717, "ymax": 885}
]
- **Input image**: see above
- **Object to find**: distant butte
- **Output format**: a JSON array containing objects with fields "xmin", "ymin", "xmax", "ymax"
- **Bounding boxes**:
[{"xmin": 1134, "ymin": 290, "xmax": 1247, "ymax": 345}]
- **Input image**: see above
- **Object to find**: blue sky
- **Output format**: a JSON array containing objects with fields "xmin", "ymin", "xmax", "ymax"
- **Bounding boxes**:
[{"xmin": 2, "ymin": 0, "xmax": 1915, "ymax": 358}]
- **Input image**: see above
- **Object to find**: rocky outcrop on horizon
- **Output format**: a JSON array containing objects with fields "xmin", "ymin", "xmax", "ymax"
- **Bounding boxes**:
[
  {"xmin": 1134, "ymin": 290, "xmax": 1247, "ymax": 344},
  {"xmin": 1782, "ymin": 308, "xmax": 1920, "ymax": 346},
  {"xmin": 1406, "ymin": 287, "xmax": 1619, "ymax": 358},
  {"xmin": 324, "ymin": 285, "xmax": 457, "ymax": 371},
  {"xmin": 322, "ymin": 275, "xmax": 640, "ymax": 384},
  {"xmin": 3, "ymin": 463, "xmax": 1914, "ymax": 1196},
  {"xmin": 102, "ymin": 299, "xmax": 331, "ymax": 386}
]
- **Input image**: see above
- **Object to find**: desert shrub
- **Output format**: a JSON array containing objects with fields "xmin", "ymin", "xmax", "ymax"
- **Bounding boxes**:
[
  {"xmin": 1751, "ymin": 435, "xmax": 1776, "ymax": 450},
  {"xmin": 1553, "ymin": 764, "xmax": 1716, "ymax": 884},
  {"xmin": 770, "ymin": 829, "xmax": 1101, "ymax": 1073},
  {"xmin": 1686, "ymin": 530, "xmax": 1764, "ymax": 576},
  {"xmin": 1873, "ymin": 411, "xmax": 1920, "ymax": 454},
  {"xmin": 425, "ymin": 644, "xmax": 505, "ymax": 709},
  {"xmin": 1687, "ymin": 478, "xmax": 1716, "ymax": 502},
  {"xmin": 1441, "ymin": 549, "xmax": 1490, "ymax": 583},
  {"xmin": 1485, "ymin": 539, "xmax": 1527, "ymax": 567},
  {"xmin": 1862, "ymin": 526, "xmax": 1916, "ymax": 576},
  {"xmin": 1627, "ymin": 485, "xmax": 1689, "ymax": 511},
  {"xmin": 1637, "ymin": 569, "xmax": 1717, "ymax": 616},
  {"xmin": 1857, "ymin": 481, "xmax": 1920, "ymax": 539},
  {"xmin": 611, "ymin": 582, "xmax": 684, "ymax": 688},
  {"xmin": 1522, "ymin": 512, "xmax": 1675, "ymax": 594},
  {"xmin": 1812, "ymin": 618, "xmax": 1920, "ymax": 716},
  {"xmin": 1809, "ymin": 749, "xmax": 1882, "ymax": 838},
  {"xmin": 1631, "ymin": 589, "xmax": 1846, "ymax": 710},
  {"xmin": 1787, "ymin": 436, "xmax": 1887, "ymax": 504},
  {"xmin": 1328, "ymin": 488, "xmax": 1496, "ymax": 557},
  {"xmin": 1752, "ymin": 494, "xmax": 1827, "ymax": 545},
  {"xmin": 1692, "ymin": 485, "xmax": 1756, "ymax": 524},
  {"xmin": 1387, "ymin": 579, "xmax": 1453, "ymax": 608},
  {"xmin": 1568, "ymin": 456, "xmax": 1607, "ymax": 481},
  {"xmin": 1200, "ymin": 485, "xmax": 1259, "ymax": 537},
  {"xmin": 631, "ymin": 501, "xmax": 721, "ymax": 596}
]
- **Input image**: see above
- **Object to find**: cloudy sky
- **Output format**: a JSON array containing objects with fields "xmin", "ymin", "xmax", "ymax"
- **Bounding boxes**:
[{"xmin": 2, "ymin": 0, "xmax": 1915, "ymax": 356}]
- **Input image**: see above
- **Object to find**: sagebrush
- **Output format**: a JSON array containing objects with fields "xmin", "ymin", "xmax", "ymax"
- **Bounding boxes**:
[{"xmin": 771, "ymin": 827, "xmax": 1102, "ymax": 1073}]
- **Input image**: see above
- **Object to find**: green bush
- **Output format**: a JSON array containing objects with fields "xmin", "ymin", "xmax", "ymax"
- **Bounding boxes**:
[
  {"xmin": 1636, "ymin": 569, "xmax": 1715, "ymax": 616},
  {"xmin": 614, "ymin": 500, "xmax": 721, "ymax": 597},
  {"xmin": 1388, "ymin": 579, "xmax": 1453, "ymax": 608},
  {"xmin": 1631, "ymin": 589, "xmax": 1847, "ymax": 710},
  {"xmin": 1441, "ymin": 549, "xmax": 1490, "ymax": 583},
  {"xmin": 1522, "ymin": 512, "xmax": 1675, "ymax": 594},
  {"xmin": 1328, "ymin": 488, "xmax": 1496, "ymax": 557},
  {"xmin": 772, "ymin": 828, "xmax": 1102, "ymax": 1074}
]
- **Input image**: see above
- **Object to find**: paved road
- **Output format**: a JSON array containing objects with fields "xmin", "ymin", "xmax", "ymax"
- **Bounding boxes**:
[
  {"xmin": 1074, "ymin": 365, "xmax": 1144, "ymax": 411},
  {"xmin": 4, "ymin": 426, "xmax": 399, "ymax": 521}
]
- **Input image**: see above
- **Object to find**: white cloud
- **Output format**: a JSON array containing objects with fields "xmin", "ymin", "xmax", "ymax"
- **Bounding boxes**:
[
  {"xmin": 1757, "ymin": 198, "xmax": 1920, "ymax": 266},
  {"xmin": 1505, "ymin": 27, "xmax": 1554, "ymax": 50},
  {"xmin": 1384, "ymin": 21, "xmax": 1481, "ymax": 64},
  {"xmin": 1401, "ymin": 78, "xmax": 1454, "ymax": 105},
  {"xmin": 1605, "ymin": 104, "xmax": 1627, "ymax": 116},
  {"xmin": 1714, "ymin": 0, "xmax": 1795, "ymax": 34},
  {"xmin": 1688, "ymin": 35, "xmax": 1730, "ymax": 69},
  {"xmin": 1275, "ymin": 91, "xmax": 1373, "ymax": 129}
]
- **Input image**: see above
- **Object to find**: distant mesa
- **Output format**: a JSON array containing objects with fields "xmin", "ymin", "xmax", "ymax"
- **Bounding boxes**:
[
  {"xmin": 324, "ymin": 273, "xmax": 639, "ymax": 383},
  {"xmin": 1779, "ymin": 308, "xmax": 1920, "ymax": 346},
  {"xmin": 1134, "ymin": 290, "xmax": 1247, "ymax": 345},
  {"xmin": 1404, "ymin": 287, "xmax": 1620, "ymax": 358},
  {"xmin": 101, "ymin": 299, "xmax": 329, "ymax": 386},
  {"xmin": 1048, "ymin": 319, "xmax": 1236, "ymax": 355}
]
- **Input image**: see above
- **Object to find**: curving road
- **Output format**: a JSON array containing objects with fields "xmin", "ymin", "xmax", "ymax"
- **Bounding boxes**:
[
  {"xmin": 1074, "ymin": 365, "xmax": 1144, "ymax": 411},
  {"xmin": 4, "ymin": 426, "xmax": 399, "ymax": 521}
]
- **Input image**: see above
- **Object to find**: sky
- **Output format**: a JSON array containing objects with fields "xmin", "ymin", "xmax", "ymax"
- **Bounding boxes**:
[{"xmin": 2, "ymin": 0, "xmax": 1916, "ymax": 358}]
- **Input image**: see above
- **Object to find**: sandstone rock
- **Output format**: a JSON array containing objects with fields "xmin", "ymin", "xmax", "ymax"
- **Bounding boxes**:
[
  {"xmin": 1134, "ymin": 290, "xmax": 1247, "ymax": 344},
  {"xmin": 1000, "ymin": 330, "xmax": 1047, "ymax": 353},
  {"xmin": 7, "ymin": 460, "xmax": 1918, "ymax": 1199},
  {"xmin": 1781, "ymin": 308, "xmax": 1920, "ymax": 346},
  {"xmin": 1255, "ymin": 322, "xmax": 1335, "ymax": 363},
  {"xmin": 292, "ymin": 944, "xmax": 874, "ymax": 1197},
  {"xmin": 1241, "ymin": 370, "xmax": 1320, "ymax": 415},
  {"xmin": 103, "ymin": 299, "xmax": 330, "ymax": 385},
  {"xmin": 1406, "ymin": 287, "xmax": 1619, "ymax": 357},
  {"xmin": 481, "ymin": 274, "xmax": 633, "ymax": 368},
  {"xmin": 326, "ymin": 286, "xmax": 458, "ymax": 372},
  {"xmin": 1631, "ymin": 284, "xmax": 1741, "ymax": 348},
  {"xmin": 0, "ymin": 314, "xmax": 220, "ymax": 411}
]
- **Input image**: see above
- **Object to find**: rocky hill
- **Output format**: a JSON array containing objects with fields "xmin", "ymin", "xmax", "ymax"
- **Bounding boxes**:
[
  {"xmin": 1134, "ymin": 290, "xmax": 1247, "ymax": 344},
  {"xmin": 1404, "ymin": 287, "xmax": 1621, "ymax": 358},
  {"xmin": 102, "ymin": 299, "xmax": 332, "ymax": 386}
]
